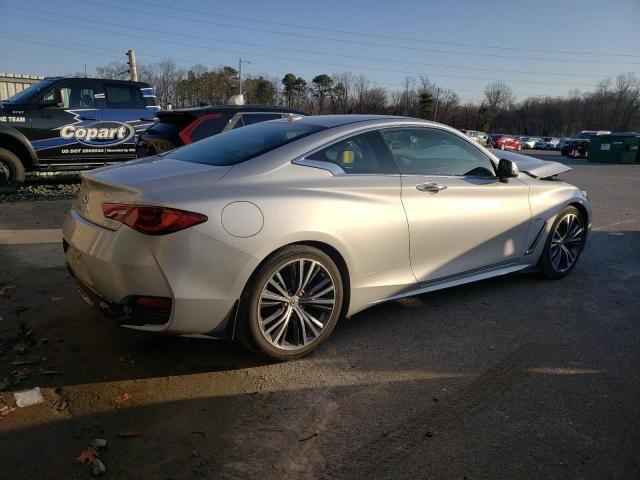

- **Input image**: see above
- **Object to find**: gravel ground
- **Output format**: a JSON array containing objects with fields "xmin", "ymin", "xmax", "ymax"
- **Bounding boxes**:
[
  {"xmin": 0, "ymin": 177, "xmax": 80, "ymax": 203},
  {"xmin": 0, "ymin": 152, "xmax": 638, "ymax": 479}
]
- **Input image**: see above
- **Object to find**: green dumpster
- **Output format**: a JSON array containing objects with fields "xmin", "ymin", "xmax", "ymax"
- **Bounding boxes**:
[{"xmin": 588, "ymin": 133, "xmax": 640, "ymax": 164}]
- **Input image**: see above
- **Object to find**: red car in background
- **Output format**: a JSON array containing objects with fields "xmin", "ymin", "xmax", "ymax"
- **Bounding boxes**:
[{"xmin": 487, "ymin": 134, "xmax": 522, "ymax": 151}]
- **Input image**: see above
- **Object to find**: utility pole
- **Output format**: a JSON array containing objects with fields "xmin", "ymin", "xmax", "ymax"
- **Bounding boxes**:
[
  {"xmin": 238, "ymin": 58, "xmax": 251, "ymax": 96},
  {"xmin": 127, "ymin": 49, "xmax": 138, "ymax": 82},
  {"xmin": 433, "ymin": 87, "xmax": 440, "ymax": 122}
]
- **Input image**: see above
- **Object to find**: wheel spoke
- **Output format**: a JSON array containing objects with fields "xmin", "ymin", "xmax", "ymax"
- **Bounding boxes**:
[
  {"xmin": 301, "ymin": 308, "xmax": 324, "ymax": 329},
  {"xmin": 551, "ymin": 247, "xmax": 561, "ymax": 269},
  {"xmin": 309, "ymin": 284, "xmax": 334, "ymax": 300},
  {"xmin": 300, "ymin": 298, "xmax": 335, "ymax": 306},
  {"xmin": 307, "ymin": 277, "xmax": 330, "ymax": 296},
  {"xmin": 263, "ymin": 307, "xmax": 289, "ymax": 335},
  {"xmin": 296, "ymin": 260, "xmax": 305, "ymax": 295},
  {"xmin": 261, "ymin": 291, "xmax": 289, "ymax": 303},
  {"xmin": 296, "ymin": 307, "xmax": 321, "ymax": 337},
  {"xmin": 300, "ymin": 261, "xmax": 319, "ymax": 293},
  {"xmin": 272, "ymin": 307, "xmax": 293, "ymax": 345},
  {"xmin": 295, "ymin": 308, "xmax": 308, "ymax": 345},
  {"xmin": 561, "ymin": 244, "xmax": 575, "ymax": 265},
  {"xmin": 268, "ymin": 277, "xmax": 290, "ymax": 299}
]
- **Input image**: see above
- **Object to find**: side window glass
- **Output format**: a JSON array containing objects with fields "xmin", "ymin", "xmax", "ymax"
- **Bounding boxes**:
[
  {"xmin": 105, "ymin": 84, "xmax": 146, "ymax": 109},
  {"xmin": 306, "ymin": 131, "xmax": 398, "ymax": 174},
  {"xmin": 381, "ymin": 128, "xmax": 495, "ymax": 177},
  {"xmin": 231, "ymin": 115, "xmax": 245, "ymax": 129},
  {"xmin": 42, "ymin": 82, "xmax": 95, "ymax": 109}
]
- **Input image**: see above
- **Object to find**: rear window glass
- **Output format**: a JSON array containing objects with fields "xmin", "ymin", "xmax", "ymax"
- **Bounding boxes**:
[
  {"xmin": 166, "ymin": 120, "xmax": 326, "ymax": 166},
  {"xmin": 191, "ymin": 114, "xmax": 232, "ymax": 142}
]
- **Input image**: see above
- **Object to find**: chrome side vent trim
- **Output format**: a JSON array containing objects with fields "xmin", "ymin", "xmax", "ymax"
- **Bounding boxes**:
[{"xmin": 525, "ymin": 220, "xmax": 548, "ymax": 255}]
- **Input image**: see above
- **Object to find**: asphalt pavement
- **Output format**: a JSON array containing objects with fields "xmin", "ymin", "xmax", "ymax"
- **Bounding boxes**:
[{"xmin": 0, "ymin": 151, "xmax": 638, "ymax": 479}]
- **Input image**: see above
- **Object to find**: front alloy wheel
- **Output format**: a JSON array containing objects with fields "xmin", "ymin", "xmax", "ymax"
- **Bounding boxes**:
[
  {"xmin": 540, "ymin": 207, "xmax": 586, "ymax": 279},
  {"xmin": 238, "ymin": 245, "xmax": 344, "ymax": 360}
]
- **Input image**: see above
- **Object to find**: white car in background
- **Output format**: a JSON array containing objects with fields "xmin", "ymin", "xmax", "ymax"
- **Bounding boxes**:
[
  {"xmin": 519, "ymin": 137, "xmax": 539, "ymax": 149},
  {"xmin": 460, "ymin": 129, "xmax": 487, "ymax": 145},
  {"xmin": 534, "ymin": 137, "xmax": 560, "ymax": 150}
]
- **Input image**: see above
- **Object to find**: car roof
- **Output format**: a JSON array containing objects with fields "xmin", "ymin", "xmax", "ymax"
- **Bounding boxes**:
[
  {"xmin": 292, "ymin": 114, "xmax": 411, "ymax": 128},
  {"xmin": 43, "ymin": 76, "xmax": 152, "ymax": 87}
]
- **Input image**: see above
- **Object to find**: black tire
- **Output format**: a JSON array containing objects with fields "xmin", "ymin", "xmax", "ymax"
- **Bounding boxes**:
[
  {"xmin": 237, "ymin": 245, "xmax": 344, "ymax": 361},
  {"xmin": 0, "ymin": 147, "xmax": 25, "ymax": 194},
  {"xmin": 539, "ymin": 206, "xmax": 586, "ymax": 279}
]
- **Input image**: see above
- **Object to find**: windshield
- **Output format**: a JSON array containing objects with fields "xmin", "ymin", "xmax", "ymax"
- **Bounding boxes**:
[
  {"xmin": 6, "ymin": 78, "xmax": 57, "ymax": 103},
  {"xmin": 166, "ymin": 120, "xmax": 326, "ymax": 166}
]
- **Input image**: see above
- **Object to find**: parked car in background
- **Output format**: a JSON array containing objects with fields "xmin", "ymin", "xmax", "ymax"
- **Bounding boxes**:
[
  {"xmin": 519, "ymin": 137, "xmax": 539, "ymax": 149},
  {"xmin": 534, "ymin": 137, "xmax": 560, "ymax": 150},
  {"xmin": 460, "ymin": 129, "xmax": 487, "ymax": 145},
  {"xmin": 560, "ymin": 130, "xmax": 611, "ymax": 157},
  {"xmin": 556, "ymin": 137, "xmax": 570, "ymax": 150},
  {"xmin": 63, "ymin": 115, "xmax": 590, "ymax": 360},
  {"xmin": 136, "ymin": 105, "xmax": 307, "ymax": 157},
  {"xmin": 0, "ymin": 76, "xmax": 159, "ymax": 192},
  {"xmin": 487, "ymin": 134, "xmax": 522, "ymax": 150}
]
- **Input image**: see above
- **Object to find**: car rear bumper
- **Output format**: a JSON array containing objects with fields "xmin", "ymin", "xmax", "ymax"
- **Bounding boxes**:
[{"xmin": 63, "ymin": 207, "xmax": 257, "ymax": 335}]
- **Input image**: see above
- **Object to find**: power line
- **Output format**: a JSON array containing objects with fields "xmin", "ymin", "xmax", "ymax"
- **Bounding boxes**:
[
  {"xmin": 71, "ymin": 0, "xmax": 640, "ymax": 66},
  {"xmin": 0, "ymin": 32, "xmax": 228, "ymax": 70},
  {"xmin": 0, "ymin": 11, "xmax": 603, "ymax": 88},
  {"xmin": 242, "ymin": 65, "xmax": 554, "ymax": 98},
  {"xmin": 0, "ymin": 34, "xmax": 123, "ymax": 62},
  {"xmin": 1, "ymin": 33, "xmax": 567, "ymax": 100},
  {"xmin": 122, "ymin": 0, "xmax": 640, "ymax": 59},
  {"xmin": 3, "ymin": 6, "xmax": 611, "ymax": 80}
]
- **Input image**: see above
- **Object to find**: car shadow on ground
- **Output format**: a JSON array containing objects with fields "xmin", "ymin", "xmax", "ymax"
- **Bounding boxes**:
[{"xmin": 1, "ymin": 230, "xmax": 636, "ymax": 391}]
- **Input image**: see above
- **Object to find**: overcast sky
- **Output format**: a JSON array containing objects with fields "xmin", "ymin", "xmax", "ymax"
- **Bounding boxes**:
[{"xmin": 0, "ymin": 0, "xmax": 639, "ymax": 102}]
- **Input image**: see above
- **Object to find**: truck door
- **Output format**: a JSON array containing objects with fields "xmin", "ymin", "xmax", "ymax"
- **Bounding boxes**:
[
  {"xmin": 29, "ymin": 79, "xmax": 102, "ymax": 164},
  {"xmin": 101, "ymin": 81, "xmax": 155, "ymax": 160}
]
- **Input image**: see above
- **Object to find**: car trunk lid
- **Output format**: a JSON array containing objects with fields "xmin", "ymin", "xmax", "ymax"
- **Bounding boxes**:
[{"xmin": 75, "ymin": 158, "xmax": 230, "ymax": 230}]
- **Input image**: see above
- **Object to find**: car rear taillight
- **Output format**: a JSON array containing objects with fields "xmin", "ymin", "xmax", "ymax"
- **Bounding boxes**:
[
  {"xmin": 178, "ymin": 113, "xmax": 222, "ymax": 145},
  {"xmin": 102, "ymin": 203, "xmax": 207, "ymax": 235}
]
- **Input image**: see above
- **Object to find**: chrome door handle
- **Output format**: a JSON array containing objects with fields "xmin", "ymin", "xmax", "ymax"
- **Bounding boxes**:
[{"xmin": 416, "ymin": 182, "xmax": 447, "ymax": 193}]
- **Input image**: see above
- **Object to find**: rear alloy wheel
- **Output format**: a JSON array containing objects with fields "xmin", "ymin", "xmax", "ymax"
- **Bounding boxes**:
[
  {"xmin": 0, "ymin": 147, "xmax": 25, "ymax": 194},
  {"xmin": 539, "ymin": 206, "xmax": 586, "ymax": 279},
  {"xmin": 500, "ymin": 144, "xmax": 506, "ymax": 150},
  {"xmin": 238, "ymin": 245, "xmax": 344, "ymax": 361}
]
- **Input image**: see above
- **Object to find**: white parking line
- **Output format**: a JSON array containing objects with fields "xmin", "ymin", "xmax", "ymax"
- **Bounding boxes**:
[{"xmin": 0, "ymin": 229, "xmax": 62, "ymax": 245}]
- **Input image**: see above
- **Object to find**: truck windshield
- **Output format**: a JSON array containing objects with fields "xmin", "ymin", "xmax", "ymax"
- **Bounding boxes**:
[{"xmin": 6, "ymin": 79, "xmax": 57, "ymax": 104}]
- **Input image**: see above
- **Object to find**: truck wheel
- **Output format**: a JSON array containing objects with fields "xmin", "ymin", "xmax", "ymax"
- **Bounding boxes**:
[{"xmin": 0, "ymin": 148, "xmax": 25, "ymax": 194}]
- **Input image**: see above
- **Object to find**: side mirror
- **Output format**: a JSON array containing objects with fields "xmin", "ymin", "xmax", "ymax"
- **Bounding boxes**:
[{"xmin": 497, "ymin": 159, "xmax": 519, "ymax": 182}]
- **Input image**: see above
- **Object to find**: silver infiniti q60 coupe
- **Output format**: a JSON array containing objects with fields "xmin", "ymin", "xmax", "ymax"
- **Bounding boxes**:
[{"xmin": 63, "ymin": 115, "xmax": 591, "ymax": 360}]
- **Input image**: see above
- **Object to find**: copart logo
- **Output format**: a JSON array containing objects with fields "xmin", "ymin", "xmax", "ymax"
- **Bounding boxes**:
[{"xmin": 60, "ymin": 121, "xmax": 136, "ymax": 146}]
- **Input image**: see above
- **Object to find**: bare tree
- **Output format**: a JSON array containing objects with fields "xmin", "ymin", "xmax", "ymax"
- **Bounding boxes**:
[{"xmin": 484, "ymin": 81, "xmax": 514, "ymax": 130}]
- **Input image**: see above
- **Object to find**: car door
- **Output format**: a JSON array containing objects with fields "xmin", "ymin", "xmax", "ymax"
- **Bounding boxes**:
[
  {"xmin": 29, "ymin": 78, "xmax": 102, "ymax": 163},
  {"xmin": 380, "ymin": 127, "xmax": 531, "ymax": 283},
  {"xmin": 302, "ymin": 130, "xmax": 412, "ymax": 288}
]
